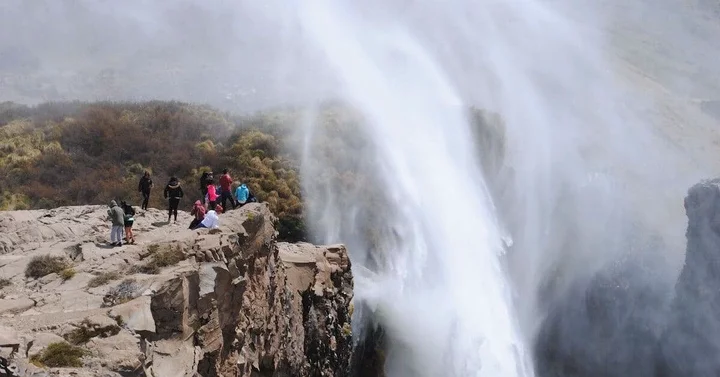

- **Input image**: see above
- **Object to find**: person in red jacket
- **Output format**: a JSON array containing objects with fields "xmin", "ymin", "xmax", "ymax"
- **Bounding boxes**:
[
  {"xmin": 189, "ymin": 200, "xmax": 206, "ymax": 229},
  {"xmin": 219, "ymin": 168, "xmax": 236, "ymax": 211}
]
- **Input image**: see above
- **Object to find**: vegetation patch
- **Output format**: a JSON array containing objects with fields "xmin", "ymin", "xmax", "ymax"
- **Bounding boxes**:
[
  {"xmin": 64, "ymin": 320, "xmax": 121, "ymax": 345},
  {"xmin": 25, "ymin": 255, "xmax": 70, "ymax": 279},
  {"xmin": 103, "ymin": 279, "xmax": 140, "ymax": 307},
  {"xmin": 113, "ymin": 315, "xmax": 125, "ymax": 327},
  {"xmin": 29, "ymin": 342, "xmax": 89, "ymax": 368},
  {"xmin": 60, "ymin": 267, "xmax": 76, "ymax": 281},
  {"xmin": 87, "ymin": 271, "xmax": 122, "ymax": 288},
  {"xmin": 132, "ymin": 245, "xmax": 186, "ymax": 275}
]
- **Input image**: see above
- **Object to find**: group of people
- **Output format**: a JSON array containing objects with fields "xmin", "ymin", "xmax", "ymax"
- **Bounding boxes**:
[
  {"xmin": 189, "ymin": 169, "xmax": 256, "ymax": 230},
  {"xmin": 107, "ymin": 169, "xmax": 256, "ymax": 246},
  {"xmin": 106, "ymin": 200, "xmax": 136, "ymax": 247}
]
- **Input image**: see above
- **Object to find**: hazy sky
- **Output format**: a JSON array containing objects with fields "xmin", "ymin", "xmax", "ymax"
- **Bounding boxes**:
[{"xmin": 0, "ymin": 0, "xmax": 718, "ymax": 113}]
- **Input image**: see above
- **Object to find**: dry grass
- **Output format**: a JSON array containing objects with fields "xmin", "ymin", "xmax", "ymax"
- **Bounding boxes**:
[
  {"xmin": 132, "ymin": 245, "xmax": 186, "ymax": 275},
  {"xmin": 25, "ymin": 255, "xmax": 70, "ymax": 279},
  {"xmin": 102, "ymin": 279, "xmax": 140, "ymax": 307},
  {"xmin": 87, "ymin": 271, "xmax": 122, "ymax": 288},
  {"xmin": 60, "ymin": 267, "xmax": 76, "ymax": 281},
  {"xmin": 64, "ymin": 320, "xmax": 121, "ymax": 345}
]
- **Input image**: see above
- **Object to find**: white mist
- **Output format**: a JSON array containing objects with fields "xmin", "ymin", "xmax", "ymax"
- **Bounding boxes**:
[
  {"xmin": 297, "ymin": 2, "xmax": 533, "ymax": 376},
  {"xmin": 284, "ymin": 0, "xmax": 708, "ymax": 376}
]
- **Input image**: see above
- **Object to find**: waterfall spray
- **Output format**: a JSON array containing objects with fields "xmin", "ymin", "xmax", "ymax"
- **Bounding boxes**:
[{"xmin": 297, "ymin": 2, "xmax": 533, "ymax": 376}]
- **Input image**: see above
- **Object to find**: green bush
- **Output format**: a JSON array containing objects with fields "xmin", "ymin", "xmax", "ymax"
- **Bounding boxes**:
[{"xmin": 30, "ymin": 342, "xmax": 89, "ymax": 367}]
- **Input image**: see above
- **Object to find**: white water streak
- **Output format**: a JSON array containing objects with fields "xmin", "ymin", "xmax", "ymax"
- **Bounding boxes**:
[{"xmin": 298, "ymin": 2, "xmax": 533, "ymax": 376}]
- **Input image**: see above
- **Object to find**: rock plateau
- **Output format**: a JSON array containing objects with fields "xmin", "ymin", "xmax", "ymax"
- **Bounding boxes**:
[{"xmin": 0, "ymin": 203, "xmax": 354, "ymax": 377}]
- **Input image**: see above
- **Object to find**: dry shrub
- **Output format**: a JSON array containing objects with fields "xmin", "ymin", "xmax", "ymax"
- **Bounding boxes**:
[
  {"xmin": 25, "ymin": 255, "xmax": 70, "ymax": 279},
  {"xmin": 87, "ymin": 271, "xmax": 122, "ymax": 288},
  {"xmin": 132, "ymin": 245, "xmax": 186, "ymax": 275}
]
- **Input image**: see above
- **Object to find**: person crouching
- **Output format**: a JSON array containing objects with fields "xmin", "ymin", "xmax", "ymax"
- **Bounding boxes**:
[{"xmin": 189, "ymin": 200, "xmax": 206, "ymax": 229}]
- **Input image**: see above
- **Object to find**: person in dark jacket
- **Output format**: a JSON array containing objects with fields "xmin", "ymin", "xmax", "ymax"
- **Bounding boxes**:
[
  {"xmin": 200, "ymin": 171, "xmax": 213, "ymax": 198},
  {"xmin": 163, "ymin": 176, "xmax": 184, "ymax": 223},
  {"xmin": 138, "ymin": 171, "xmax": 153, "ymax": 210},
  {"xmin": 120, "ymin": 201, "xmax": 136, "ymax": 244}
]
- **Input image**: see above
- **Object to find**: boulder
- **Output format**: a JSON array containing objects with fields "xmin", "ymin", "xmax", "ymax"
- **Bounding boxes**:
[{"xmin": 108, "ymin": 296, "xmax": 156, "ymax": 334}]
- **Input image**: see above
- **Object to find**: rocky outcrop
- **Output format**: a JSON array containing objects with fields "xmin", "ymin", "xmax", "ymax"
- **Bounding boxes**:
[
  {"xmin": 533, "ymin": 223, "xmax": 673, "ymax": 377},
  {"xmin": 535, "ymin": 178, "xmax": 720, "ymax": 377},
  {"xmin": 0, "ymin": 203, "xmax": 354, "ymax": 377},
  {"xmin": 657, "ymin": 178, "xmax": 720, "ymax": 376}
]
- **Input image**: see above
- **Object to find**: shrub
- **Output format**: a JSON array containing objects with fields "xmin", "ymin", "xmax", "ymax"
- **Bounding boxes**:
[
  {"xmin": 87, "ymin": 271, "xmax": 122, "ymax": 288},
  {"xmin": 30, "ymin": 342, "xmax": 89, "ymax": 367},
  {"xmin": 60, "ymin": 268, "xmax": 76, "ymax": 281},
  {"xmin": 132, "ymin": 245, "xmax": 186, "ymax": 275},
  {"xmin": 103, "ymin": 279, "xmax": 140, "ymax": 307},
  {"xmin": 64, "ymin": 320, "xmax": 121, "ymax": 345},
  {"xmin": 25, "ymin": 255, "xmax": 70, "ymax": 279},
  {"xmin": 276, "ymin": 215, "xmax": 307, "ymax": 243}
]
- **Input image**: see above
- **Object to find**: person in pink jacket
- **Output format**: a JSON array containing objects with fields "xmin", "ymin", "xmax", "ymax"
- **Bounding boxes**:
[{"xmin": 206, "ymin": 178, "xmax": 218, "ymax": 209}]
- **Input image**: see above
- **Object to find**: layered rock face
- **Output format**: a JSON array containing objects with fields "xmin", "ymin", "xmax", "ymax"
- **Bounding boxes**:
[
  {"xmin": 657, "ymin": 178, "xmax": 720, "ymax": 376},
  {"xmin": 0, "ymin": 203, "xmax": 353, "ymax": 377}
]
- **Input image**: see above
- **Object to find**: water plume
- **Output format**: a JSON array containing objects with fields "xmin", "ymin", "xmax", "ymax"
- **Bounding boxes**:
[{"xmin": 290, "ymin": 1, "xmax": 711, "ymax": 376}]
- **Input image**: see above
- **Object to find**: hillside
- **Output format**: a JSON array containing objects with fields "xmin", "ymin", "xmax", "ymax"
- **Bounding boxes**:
[{"xmin": 0, "ymin": 101, "xmax": 304, "ymax": 241}]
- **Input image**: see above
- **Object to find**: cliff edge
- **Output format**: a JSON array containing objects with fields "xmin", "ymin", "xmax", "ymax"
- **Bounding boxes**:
[{"xmin": 0, "ymin": 203, "xmax": 353, "ymax": 377}]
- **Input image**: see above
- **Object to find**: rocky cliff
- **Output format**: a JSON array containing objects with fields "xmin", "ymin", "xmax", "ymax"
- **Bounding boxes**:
[
  {"xmin": 657, "ymin": 178, "xmax": 720, "ymax": 376},
  {"xmin": 0, "ymin": 203, "xmax": 353, "ymax": 377},
  {"xmin": 535, "ymin": 177, "xmax": 720, "ymax": 377}
]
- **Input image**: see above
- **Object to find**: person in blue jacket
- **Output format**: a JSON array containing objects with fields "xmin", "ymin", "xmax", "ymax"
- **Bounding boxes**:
[{"xmin": 235, "ymin": 183, "xmax": 249, "ymax": 207}]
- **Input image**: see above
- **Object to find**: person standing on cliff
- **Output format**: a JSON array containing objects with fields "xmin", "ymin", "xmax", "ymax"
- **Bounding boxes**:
[
  {"xmin": 120, "ymin": 200, "xmax": 136, "ymax": 244},
  {"xmin": 163, "ymin": 176, "xmax": 184, "ymax": 223},
  {"xmin": 138, "ymin": 171, "xmax": 153, "ymax": 210},
  {"xmin": 219, "ymin": 169, "xmax": 236, "ymax": 211},
  {"xmin": 200, "ymin": 171, "xmax": 213, "ymax": 198},
  {"xmin": 107, "ymin": 200, "xmax": 125, "ymax": 246}
]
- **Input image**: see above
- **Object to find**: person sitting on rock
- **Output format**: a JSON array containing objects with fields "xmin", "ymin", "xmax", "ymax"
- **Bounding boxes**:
[
  {"xmin": 219, "ymin": 169, "xmax": 236, "ymax": 211},
  {"xmin": 107, "ymin": 200, "xmax": 125, "ymax": 246},
  {"xmin": 137, "ymin": 171, "xmax": 153, "ymax": 210},
  {"xmin": 235, "ymin": 183, "xmax": 249, "ymax": 207},
  {"xmin": 247, "ymin": 189, "xmax": 258, "ymax": 203},
  {"xmin": 189, "ymin": 200, "xmax": 206, "ymax": 229},
  {"xmin": 193, "ymin": 208, "xmax": 219, "ymax": 230},
  {"xmin": 215, "ymin": 203, "xmax": 224, "ymax": 214},
  {"xmin": 206, "ymin": 178, "xmax": 218, "ymax": 210},
  {"xmin": 163, "ymin": 176, "xmax": 184, "ymax": 223},
  {"xmin": 120, "ymin": 201, "xmax": 136, "ymax": 244}
]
